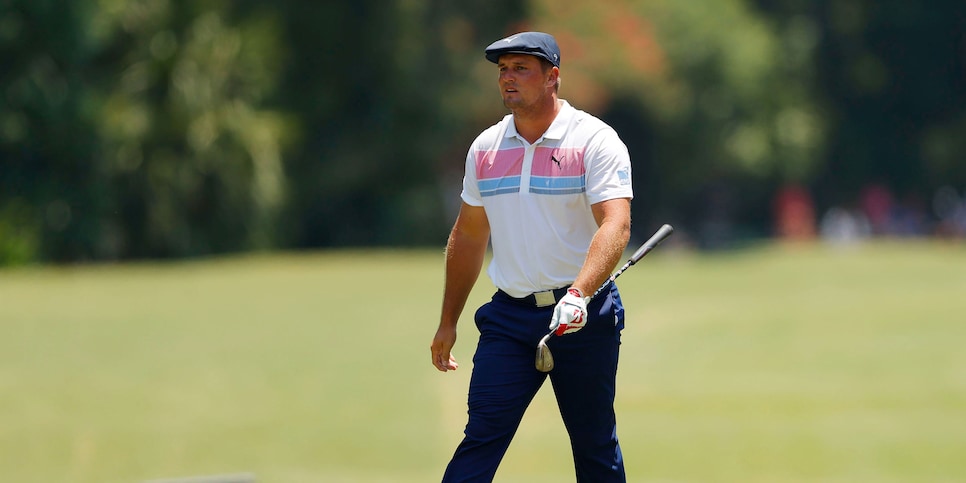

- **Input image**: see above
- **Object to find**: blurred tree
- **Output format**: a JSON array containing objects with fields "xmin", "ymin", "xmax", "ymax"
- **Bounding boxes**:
[
  {"xmin": 519, "ymin": 0, "xmax": 824, "ymax": 243},
  {"xmin": 275, "ymin": 0, "xmax": 525, "ymax": 248},
  {"xmin": 1, "ymin": 0, "xmax": 527, "ymax": 263},
  {"xmin": 4, "ymin": 0, "xmax": 963, "ymax": 265},
  {"xmin": 1, "ymin": 0, "xmax": 288, "ymax": 262},
  {"xmin": 756, "ymin": 0, "xmax": 966, "ymax": 217},
  {"xmin": 92, "ymin": 0, "xmax": 290, "ymax": 258},
  {"xmin": 0, "ymin": 0, "xmax": 105, "ymax": 262}
]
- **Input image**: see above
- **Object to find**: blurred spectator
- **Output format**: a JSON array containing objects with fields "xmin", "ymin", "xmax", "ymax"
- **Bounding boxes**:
[
  {"xmin": 696, "ymin": 181, "xmax": 737, "ymax": 250},
  {"xmin": 860, "ymin": 183, "xmax": 893, "ymax": 235},
  {"xmin": 933, "ymin": 186, "xmax": 966, "ymax": 238},
  {"xmin": 820, "ymin": 206, "xmax": 871, "ymax": 245},
  {"xmin": 890, "ymin": 193, "xmax": 929, "ymax": 237},
  {"xmin": 773, "ymin": 184, "xmax": 816, "ymax": 241}
]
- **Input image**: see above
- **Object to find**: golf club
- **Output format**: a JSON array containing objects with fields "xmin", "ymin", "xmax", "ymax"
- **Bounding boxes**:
[{"xmin": 535, "ymin": 223, "xmax": 674, "ymax": 372}]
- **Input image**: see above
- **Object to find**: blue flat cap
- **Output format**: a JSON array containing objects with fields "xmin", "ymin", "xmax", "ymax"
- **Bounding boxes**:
[{"xmin": 484, "ymin": 32, "xmax": 560, "ymax": 67}]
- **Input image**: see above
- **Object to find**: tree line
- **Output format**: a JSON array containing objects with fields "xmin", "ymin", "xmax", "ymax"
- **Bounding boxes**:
[{"xmin": 1, "ymin": 0, "xmax": 963, "ymax": 264}]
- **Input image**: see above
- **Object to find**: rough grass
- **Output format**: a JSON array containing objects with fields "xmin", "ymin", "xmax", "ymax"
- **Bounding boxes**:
[{"xmin": 1, "ymin": 241, "xmax": 964, "ymax": 482}]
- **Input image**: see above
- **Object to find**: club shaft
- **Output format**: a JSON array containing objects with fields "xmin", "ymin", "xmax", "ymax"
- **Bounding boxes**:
[{"xmin": 591, "ymin": 224, "xmax": 673, "ymax": 299}]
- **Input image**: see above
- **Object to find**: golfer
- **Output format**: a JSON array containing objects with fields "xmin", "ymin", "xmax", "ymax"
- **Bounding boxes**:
[{"xmin": 430, "ymin": 31, "xmax": 633, "ymax": 482}]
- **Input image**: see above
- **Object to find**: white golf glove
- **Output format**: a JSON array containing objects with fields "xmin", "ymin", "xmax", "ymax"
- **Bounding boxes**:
[{"xmin": 549, "ymin": 287, "xmax": 591, "ymax": 336}]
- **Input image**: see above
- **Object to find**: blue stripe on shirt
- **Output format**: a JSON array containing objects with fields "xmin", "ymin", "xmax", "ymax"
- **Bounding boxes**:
[
  {"xmin": 529, "ymin": 175, "xmax": 586, "ymax": 195},
  {"xmin": 479, "ymin": 176, "xmax": 521, "ymax": 197}
]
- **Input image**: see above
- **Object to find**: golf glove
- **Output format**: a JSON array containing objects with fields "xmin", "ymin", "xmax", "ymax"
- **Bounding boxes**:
[{"xmin": 549, "ymin": 287, "xmax": 591, "ymax": 336}]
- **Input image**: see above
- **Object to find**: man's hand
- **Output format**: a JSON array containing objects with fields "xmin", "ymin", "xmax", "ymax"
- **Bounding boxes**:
[
  {"xmin": 549, "ymin": 287, "xmax": 591, "ymax": 336},
  {"xmin": 431, "ymin": 326, "xmax": 460, "ymax": 372}
]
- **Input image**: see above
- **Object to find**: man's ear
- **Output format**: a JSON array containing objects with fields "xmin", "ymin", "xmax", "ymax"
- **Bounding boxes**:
[{"xmin": 548, "ymin": 66, "xmax": 559, "ymax": 86}]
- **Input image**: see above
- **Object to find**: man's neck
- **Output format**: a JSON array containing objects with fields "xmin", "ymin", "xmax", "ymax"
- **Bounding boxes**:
[{"xmin": 513, "ymin": 97, "xmax": 562, "ymax": 144}]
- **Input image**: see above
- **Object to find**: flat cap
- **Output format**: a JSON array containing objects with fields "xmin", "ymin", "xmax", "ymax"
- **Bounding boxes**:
[{"xmin": 484, "ymin": 32, "xmax": 560, "ymax": 67}]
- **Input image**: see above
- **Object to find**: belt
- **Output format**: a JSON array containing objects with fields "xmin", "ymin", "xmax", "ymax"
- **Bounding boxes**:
[{"xmin": 500, "ymin": 287, "xmax": 570, "ymax": 307}]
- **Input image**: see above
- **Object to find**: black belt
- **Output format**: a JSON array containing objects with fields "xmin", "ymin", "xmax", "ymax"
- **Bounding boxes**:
[{"xmin": 499, "ymin": 287, "xmax": 570, "ymax": 307}]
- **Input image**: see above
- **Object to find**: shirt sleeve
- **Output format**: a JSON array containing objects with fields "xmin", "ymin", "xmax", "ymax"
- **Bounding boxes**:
[
  {"xmin": 460, "ymin": 144, "xmax": 484, "ymax": 207},
  {"xmin": 584, "ymin": 127, "xmax": 633, "ymax": 205}
]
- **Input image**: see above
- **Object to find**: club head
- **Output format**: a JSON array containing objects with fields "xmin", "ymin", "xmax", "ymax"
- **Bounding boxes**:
[{"xmin": 535, "ymin": 333, "xmax": 554, "ymax": 372}]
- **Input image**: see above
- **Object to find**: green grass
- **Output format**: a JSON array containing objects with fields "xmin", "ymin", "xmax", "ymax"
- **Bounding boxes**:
[{"xmin": 1, "ymin": 241, "xmax": 965, "ymax": 482}]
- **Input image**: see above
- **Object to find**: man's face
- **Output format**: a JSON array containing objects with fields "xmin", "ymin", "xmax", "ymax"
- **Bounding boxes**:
[{"xmin": 497, "ymin": 54, "xmax": 554, "ymax": 111}]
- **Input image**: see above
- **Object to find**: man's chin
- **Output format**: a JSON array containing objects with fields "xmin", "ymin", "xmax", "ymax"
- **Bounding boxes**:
[{"xmin": 503, "ymin": 98, "xmax": 524, "ymax": 110}]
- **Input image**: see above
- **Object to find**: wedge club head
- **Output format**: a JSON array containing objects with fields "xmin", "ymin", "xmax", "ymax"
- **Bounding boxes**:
[{"xmin": 535, "ymin": 332, "xmax": 554, "ymax": 372}]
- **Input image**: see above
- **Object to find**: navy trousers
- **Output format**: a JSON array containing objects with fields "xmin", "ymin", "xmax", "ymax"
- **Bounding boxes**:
[{"xmin": 442, "ymin": 284, "xmax": 626, "ymax": 482}]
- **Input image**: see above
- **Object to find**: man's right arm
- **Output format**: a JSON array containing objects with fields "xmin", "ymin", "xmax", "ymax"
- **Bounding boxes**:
[{"xmin": 431, "ymin": 202, "xmax": 490, "ymax": 372}]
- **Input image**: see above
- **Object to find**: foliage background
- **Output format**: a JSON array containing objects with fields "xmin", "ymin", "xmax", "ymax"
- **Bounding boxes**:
[{"xmin": 2, "ymin": 0, "xmax": 965, "ymax": 264}]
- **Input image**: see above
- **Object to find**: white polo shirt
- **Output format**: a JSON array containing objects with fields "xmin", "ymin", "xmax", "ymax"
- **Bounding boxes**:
[{"xmin": 461, "ymin": 100, "xmax": 633, "ymax": 298}]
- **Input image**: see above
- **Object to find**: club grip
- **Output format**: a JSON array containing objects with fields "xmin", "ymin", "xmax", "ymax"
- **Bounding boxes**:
[{"xmin": 628, "ymin": 224, "xmax": 674, "ymax": 264}]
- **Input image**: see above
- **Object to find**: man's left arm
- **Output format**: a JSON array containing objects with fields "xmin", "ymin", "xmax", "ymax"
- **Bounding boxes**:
[
  {"xmin": 571, "ymin": 197, "xmax": 632, "ymax": 296},
  {"xmin": 574, "ymin": 126, "xmax": 633, "ymax": 294},
  {"xmin": 548, "ymin": 198, "xmax": 631, "ymax": 336}
]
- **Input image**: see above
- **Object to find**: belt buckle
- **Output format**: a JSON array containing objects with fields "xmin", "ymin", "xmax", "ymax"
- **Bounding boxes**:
[{"xmin": 533, "ymin": 290, "xmax": 556, "ymax": 307}]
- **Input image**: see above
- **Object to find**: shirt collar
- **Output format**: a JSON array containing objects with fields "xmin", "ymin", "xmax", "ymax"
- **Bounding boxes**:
[{"xmin": 504, "ymin": 100, "xmax": 574, "ymax": 143}]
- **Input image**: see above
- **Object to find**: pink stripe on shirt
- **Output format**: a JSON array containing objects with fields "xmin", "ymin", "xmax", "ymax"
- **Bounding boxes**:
[
  {"xmin": 476, "ymin": 148, "xmax": 525, "ymax": 180},
  {"xmin": 532, "ymin": 147, "xmax": 585, "ymax": 177}
]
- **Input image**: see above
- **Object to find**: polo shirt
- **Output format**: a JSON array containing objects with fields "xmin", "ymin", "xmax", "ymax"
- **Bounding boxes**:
[{"xmin": 461, "ymin": 100, "xmax": 633, "ymax": 298}]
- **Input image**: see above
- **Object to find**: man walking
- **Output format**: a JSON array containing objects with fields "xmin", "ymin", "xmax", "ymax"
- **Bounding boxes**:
[{"xmin": 430, "ymin": 31, "xmax": 634, "ymax": 482}]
